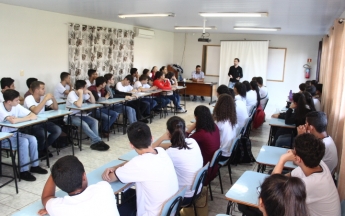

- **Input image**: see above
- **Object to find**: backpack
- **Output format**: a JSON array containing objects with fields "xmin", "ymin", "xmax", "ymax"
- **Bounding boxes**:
[
  {"xmin": 253, "ymin": 105, "xmax": 265, "ymax": 129},
  {"xmin": 230, "ymin": 136, "xmax": 256, "ymax": 165}
]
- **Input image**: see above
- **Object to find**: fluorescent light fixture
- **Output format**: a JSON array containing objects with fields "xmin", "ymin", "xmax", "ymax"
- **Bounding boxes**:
[
  {"xmin": 234, "ymin": 27, "xmax": 281, "ymax": 31},
  {"xmin": 175, "ymin": 26, "xmax": 216, "ymax": 30},
  {"xmin": 199, "ymin": 12, "xmax": 268, "ymax": 17},
  {"xmin": 118, "ymin": 13, "xmax": 174, "ymax": 18}
]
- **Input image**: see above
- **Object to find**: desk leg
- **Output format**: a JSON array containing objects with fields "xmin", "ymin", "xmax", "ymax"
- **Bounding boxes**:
[
  {"xmin": 68, "ymin": 115, "xmax": 74, "ymax": 156},
  {"xmin": 79, "ymin": 116, "xmax": 82, "ymax": 151},
  {"xmin": 257, "ymin": 164, "xmax": 262, "ymax": 172},
  {"xmin": 268, "ymin": 126, "xmax": 272, "ymax": 146},
  {"xmin": 184, "ymin": 88, "xmax": 186, "ymax": 110},
  {"xmin": 45, "ymin": 122, "xmax": 49, "ymax": 168},
  {"xmin": 107, "ymin": 106, "xmax": 110, "ymax": 141},
  {"xmin": 8, "ymin": 138, "xmax": 18, "ymax": 193},
  {"xmin": 123, "ymin": 102, "xmax": 127, "ymax": 134},
  {"xmin": 16, "ymin": 131, "xmax": 21, "ymax": 181},
  {"xmin": 226, "ymin": 201, "xmax": 234, "ymax": 215}
]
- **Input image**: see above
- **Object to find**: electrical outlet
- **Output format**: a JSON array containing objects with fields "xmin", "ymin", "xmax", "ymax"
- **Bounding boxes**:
[{"xmin": 20, "ymin": 70, "xmax": 24, "ymax": 76}]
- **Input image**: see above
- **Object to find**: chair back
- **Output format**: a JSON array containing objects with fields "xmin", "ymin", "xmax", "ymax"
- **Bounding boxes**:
[
  {"xmin": 249, "ymin": 107, "xmax": 257, "ymax": 118},
  {"xmin": 160, "ymin": 186, "xmax": 186, "ymax": 216},
  {"xmin": 263, "ymin": 98, "xmax": 269, "ymax": 110},
  {"xmin": 241, "ymin": 117, "xmax": 251, "ymax": 135},
  {"xmin": 218, "ymin": 134, "xmax": 241, "ymax": 166},
  {"xmin": 209, "ymin": 149, "xmax": 222, "ymax": 168},
  {"xmin": 341, "ymin": 200, "xmax": 345, "ymax": 216}
]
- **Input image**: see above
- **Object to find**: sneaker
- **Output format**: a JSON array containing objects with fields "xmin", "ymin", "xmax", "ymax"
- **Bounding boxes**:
[
  {"xmin": 30, "ymin": 166, "xmax": 48, "ymax": 174},
  {"xmin": 20, "ymin": 171, "xmax": 36, "ymax": 181},
  {"xmin": 177, "ymin": 108, "xmax": 187, "ymax": 113},
  {"xmin": 192, "ymin": 97, "xmax": 197, "ymax": 101},
  {"xmin": 201, "ymin": 96, "xmax": 205, "ymax": 101},
  {"xmin": 90, "ymin": 142, "xmax": 109, "ymax": 151}
]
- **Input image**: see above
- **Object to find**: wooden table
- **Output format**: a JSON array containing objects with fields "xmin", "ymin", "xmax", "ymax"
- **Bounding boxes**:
[{"xmin": 178, "ymin": 81, "xmax": 217, "ymax": 105}]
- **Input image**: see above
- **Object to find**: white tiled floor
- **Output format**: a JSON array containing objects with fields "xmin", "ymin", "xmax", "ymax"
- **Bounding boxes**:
[{"xmin": 0, "ymin": 97, "xmax": 276, "ymax": 216}]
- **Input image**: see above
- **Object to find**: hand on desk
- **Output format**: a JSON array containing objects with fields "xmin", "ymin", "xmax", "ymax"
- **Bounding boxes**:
[
  {"xmin": 102, "ymin": 167, "xmax": 117, "ymax": 183},
  {"xmin": 37, "ymin": 208, "xmax": 48, "ymax": 216},
  {"xmin": 271, "ymin": 113, "xmax": 279, "ymax": 118},
  {"xmin": 281, "ymin": 150, "xmax": 296, "ymax": 163}
]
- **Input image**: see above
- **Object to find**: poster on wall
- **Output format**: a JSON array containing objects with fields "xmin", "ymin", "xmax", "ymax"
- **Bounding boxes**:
[{"xmin": 68, "ymin": 23, "xmax": 134, "ymax": 84}]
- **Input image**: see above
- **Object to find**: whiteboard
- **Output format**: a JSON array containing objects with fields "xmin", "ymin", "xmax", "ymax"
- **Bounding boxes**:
[
  {"xmin": 205, "ymin": 46, "xmax": 220, "ymax": 76},
  {"xmin": 267, "ymin": 48, "xmax": 286, "ymax": 82}
]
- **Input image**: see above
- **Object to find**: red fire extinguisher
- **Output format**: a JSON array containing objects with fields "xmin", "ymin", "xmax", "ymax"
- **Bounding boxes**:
[{"xmin": 303, "ymin": 58, "xmax": 312, "ymax": 78}]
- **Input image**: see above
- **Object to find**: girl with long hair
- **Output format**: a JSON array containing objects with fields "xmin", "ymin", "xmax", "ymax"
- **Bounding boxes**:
[
  {"xmin": 151, "ymin": 66, "xmax": 157, "ymax": 80},
  {"xmin": 243, "ymin": 80, "xmax": 257, "ymax": 114},
  {"xmin": 250, "ymin": 80, "xmax": 260, "ymax": 108}
]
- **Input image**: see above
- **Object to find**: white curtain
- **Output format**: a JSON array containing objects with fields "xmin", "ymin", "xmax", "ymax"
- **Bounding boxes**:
[{"xmin": 219, "ymin": 41, "xmax": 269, "ymax": 86}]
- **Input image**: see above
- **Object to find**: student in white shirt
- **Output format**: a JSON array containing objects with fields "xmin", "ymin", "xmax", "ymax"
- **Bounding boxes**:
[
  {"xmin": 24, "ymin": 81, "xmax": 61, "ymax": 158},
  {"xmin": 243, "ymin": 81, "xmax": 257, "ymax": 114},
  {"xmin": 0, "ymin": 89, "xmax": 48, "ymax": 181},
  {"xmin": 234, "ymin": 82, "xmax": 247, "ymax": 103},
  {"xmin": 256, "ymin": 77, "xmax": 269, "ymax": 109},
  {"xmin": 142, "ymin": 68, "xmax": 152, "ymax": 79},
  {"xmin": 130, "ymin": 68, "xmax": 139, "ymax": 83},
  {"xmin": 102, "ymin": 122, "xmax": 179, "ymax": 216},
  {"xmin": 152, "ymin": 116, "xmax": 203, "ymax": 205},
  {"xmin": 54, "ymin": 72, "xmax": 72, "ymax": 99},
  {"xmin": 272, "ymin": 134, "xmax": 341, "ymax": 216},
  {"xmin": 66, "ymin": 80, "xmax": 109, "ymax": 151},
  {"xmin": 297, "ymin": 111, "xmax": 338, "ymax": 173},
  {"xmin": 213, "ymin": 94, "xmax": 238, "ymax": 161},
  {"xmin": 39, "ymin": 155, "xmax": 119, "ymax": 216},
  {"xmin": 85, "ymin": 69, "xmax": 98, "ymax": 88},
  {"xmin": 0, "ymin": 77, "xmax": 24, "ymax": 104},
  {"xmin": 191, "ymin": 65, "xmax": 205, "ymax": 101},
  {"xmin": 133, "ymin": 75, "xmax": 158, "ymax": 112},
  {"xmin": 24, "ymin": 77, "xmax": 37, "ymax": 98}
]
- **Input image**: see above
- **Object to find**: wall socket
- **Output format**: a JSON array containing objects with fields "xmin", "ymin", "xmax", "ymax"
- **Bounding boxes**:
[{"xmin": 20, "ymin": 70, "xmax": 24, "ymax": 76}]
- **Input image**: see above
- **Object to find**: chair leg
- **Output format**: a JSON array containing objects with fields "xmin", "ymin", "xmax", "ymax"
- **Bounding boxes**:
[
  {"xmin": 209, "ymin": 183, "xmax": 213, "ymax": 201},
  {"xmin": 218, "ymin": 168, "xmax": 224, "ymax": 194},
  {"xmin": 193, "ymin": 203, "xmax": 198, "ymax": 216},
  {"xmin": 228, "ymin": 163, "xmax": 233, "ymax": 185}
]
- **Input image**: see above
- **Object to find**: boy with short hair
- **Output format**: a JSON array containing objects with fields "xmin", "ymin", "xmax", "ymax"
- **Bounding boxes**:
[
  {"xmin": 66, "ymin": 80, "xmax": 109, "ymax": 151},
  {"xmin": 101, "ymin": 122, "xmax": 179, "ymax": 216},
  {"xmin": 39, "ymin": 155, "xmax": 119, "ymax": 216},
  {"xmin": 0, "ymin": 77, "xmax": 22, "ymax": 103},
  {"xmin": 272, "ymin": 133, "xmax": 341, "ymax": 216},
  {"xmin": 0, "ymin": 89, "xmax": 47, "ymax": 181},
  {"xmin": 133, "ymin": 75, "xmax": 158, "ymax": 113},
  {"xmin": 54, "ymin": 72, "xmax": 72, "ymax": 99},
  {"xmin": 24, "ymin": 77, "xmax": 38, "ymax": 98},
  {"xmin": 85, "ymin": 69, "xmax": 98, "ymax": 88},
  {"xmin": 24, "ymin": 81, "xmax": 62, "ymax": 158}
]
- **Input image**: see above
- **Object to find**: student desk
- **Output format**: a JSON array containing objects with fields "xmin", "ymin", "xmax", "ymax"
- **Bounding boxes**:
[
  {"xmin": 0, "ymin": 117, "xmax": 48, "ymax": 177},
  {"xmin": 66, "ymin": 103, "xmax": 103, "ymax": 151},
  {"xmin": 267, "ymin": 118, "xmax": 296, "ymax": 146},
  {"xmin": 55, "ymin": 98, "xmax": 66, "ymax": 105},
  {"xmin": 225, "ymin": 171, "xmax": 268, "ymax": 215},
  {"xmin": 177, "ymin": 80, "xmax": 217, "ymax": 105},
  {"xmin": 256, "ymin": 145, "xmax": 297, "ymax": 173},
  {"xmin": 12, "ymin": 160, "xmax": 131, "ymax": 216}
]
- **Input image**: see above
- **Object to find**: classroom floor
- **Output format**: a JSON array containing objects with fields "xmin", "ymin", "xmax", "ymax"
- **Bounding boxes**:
[{"xmin": 0, "ymin": 97, "xmax": 277, "ymax": 216}]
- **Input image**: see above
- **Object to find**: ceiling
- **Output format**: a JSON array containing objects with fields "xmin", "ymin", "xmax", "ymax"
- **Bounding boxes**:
[{"xmin": 1, "ymin": 0, "xmax": 345, "ymax": 35}]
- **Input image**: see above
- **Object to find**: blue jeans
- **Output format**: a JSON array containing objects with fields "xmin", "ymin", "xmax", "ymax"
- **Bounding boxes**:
[
  {"xmin": 275, "ymin": 134, "xmax": 294, "ymax": 149},
  {"xmin": 32, "ymin": 122, "xmax": 62, "ymax": 151},
  {"xmin": 141, "ymin": 98, "xmax": 157, "ymax": 113},
  {"xmin": 112, "ymin": 104, "xmax": 137, "ymax": 124},
  {"xmin": 1, "ymin": 133, "xmax": 39, "ymax": 172},
  {"xmin": 228, "ymin": 82, "xmax": 236, "ymax": 89},
  {"xmin": 95, "ymin": 108, "xmax": 119, "ymax": 132},
  {"xmin": 154, "ymin": 97, "xmax": 170, "ymax": 108},
  {"xmin": 69, "ymin": 116, "xmax": 101, "ymax": 145},
  {"xmin": 166, "ymin": 95, "xmax": 182, "ymax": 110}
]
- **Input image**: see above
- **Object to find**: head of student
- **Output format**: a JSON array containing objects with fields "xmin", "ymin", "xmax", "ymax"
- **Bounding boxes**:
[
  {"xmin": 1, "ymin": 77, "xmax": 15, "ymax": 90},
  {"xmin": 130, "ymin": 68, "xmax": 138, "ymax": 77},
  {"xmin": 258, "ymin": 174, "xmax": 308, "ymax": 216},
  {"xmin": 194, "ymin": 105, "xmax": 216, "ymax": 133},
  {"xmin": 26, "ymin": 78, "xmax": 38, "ymax": 89},
  {"xmin": 95, "ymin": 76, "xmax": 106, "ymax": 89},
  {"xmin": 142, "ymin": 69, "xmax": 150, "ymax": 76},
  {"xmin": 30, "ymin": 81, "xmax": 46, "ymax": 96},
  {"xmin": 299, "ymin": 83, "xmax": 306, "ymax": 92},
  {"xmin": 165, "ymin": 72, "xmax": 175, "ymax": 80},
  {"xmin": 250, "ymin": 80, "xmax": 260, "ymax": 106},
  {"xmin": 305, "ymin": 80, "xmax": 311, "ymax": 86},
  {"xmin": 154, "ymin": 71, "xmax": 165, "ymax": 81},
  {"xmin": 127, "ymin": 122, "xmax": 152, "ymax": 150},
  {"xmin": 51, "ymin": 155, "xmax": 87, "ymax": 194},
  {"xmin": 160, "ymin": 66, "xmax": 167, "ymax": 74},
  {"xmin": 292, "ymin": 93, "xmax": 308, "ymax": 119},
  {"xmin": 139, "ymin": 75, "xmax": 149, "ymax": 84},
  {"xmin": 311, "ymin": 80, "xmax": 318, "ymax": 87},
  {"xmin": 213, "ymin": 94, "xmax": 237, "ymax": 127},
  {"xmin": 242, "ymin": 81, "xmax": 251, "ymax": 92},
  {"xmin": 87, "ymin": 69, "xmax": 98, "ymax": 79},
  {"xmin": 302, "ymin": 92, "xmax": 316, "ymax": 111},
  {"xmin": 305, "ymin": 85, "xmax": 316, "ymax": 96},
  {"xmin": 256, "ymin": 77, "xmax": 263, "ymax": 87},
  {"xmin": 196, "ymin": 65, "xmax": 201, "ymax": 73},
  {"xmin": 166, "ymin": 116, "xmax": 190, "ymax": 150},
  {"xmin": 234, "ymin": 58, "xmax": 240, "ymax": 66},
  {"xmin": 75, "ymin": 80, "xmax": 88, "ymax": 94},
  {"xmin": 216, "ymin": 85, "xmax": 231, "ymax": 97},
  {"xmin": 316, "ymin": 84, "xmax": 323, "ymax": 96},
  {"xmin": 60, "ymin": 72, "xmax": 71, "ymax": 82},
  {"xmin": 151, "ymin": 66, "xmax": 157, "ymax": 73},
  {"xmin": 234, "ymin": 82, "xmax": 246, "ymax": 98},
  {"xmin": 104, "ymin": 73, "xmax": 114, "ymax": 85},
  {"xmin": 123, "ymin": 75, "xmax": 133, "ymax": 86},
  {"xmin": 305, "ymin": 111, "xmax": 327, "ymax": 134},
  {"xmin": 3, "ymin": 89, "xmax": 21, "ymax": 106}
]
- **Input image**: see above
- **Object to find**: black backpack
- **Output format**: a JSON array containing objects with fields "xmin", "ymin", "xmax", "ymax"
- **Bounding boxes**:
[{"xmin": 230, "ymin": 136, "xmax": 256, "ymax": 165}]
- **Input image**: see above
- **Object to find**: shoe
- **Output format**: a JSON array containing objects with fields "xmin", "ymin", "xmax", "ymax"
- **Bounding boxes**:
[
  {"xmin": 30, "ymin": 166, "xmax": 48, "ymax": 174},
  {"xmin": 139, "ymin": 119, "xmax": 149, "ymax": 123},
  {"xmin": 177, "ymin": 108, "xmax": 187, "ymax": 113},
  {"xmin": 192, "ymin": 97, "xmax": 197, "ymax": 101},
  {"xmin": 90, "ymin": 142, "xmax": 109, "ymax": 151},
  {"xmin": 201, "ymin": 96, "xmax": 205, "ymax": 101},
  {"xmin": 20, "ymin": 171, "xmax": 36, "ymax": 181},
  {"xmin": 39, "ymin": 150, "xmax": 53, "ymax": 159}
]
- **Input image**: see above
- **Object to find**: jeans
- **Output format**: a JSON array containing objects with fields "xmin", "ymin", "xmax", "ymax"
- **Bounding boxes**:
[
  {"xmin": 69, "ymin": 116, "xmax": 101, "ymax": 145},
  {"xmin": 127, "ymin": 100, "xmax": 149, "ymax": 120},
  {"xmin": 32, "ymin": 122, "xmax": 62, "ymax": 151},
  {"xmin": 1, "ymin": 133, "xmax": 39, "ymax": 172},
  {"xmin": 95, "ymin": 108, "xmax": 119, "ymax": 132},
  {"xmin": 112, "ymin": 104, "xmax": 137, "ymax": 124},
  {"xmin": 141, "ymin": 98, "xmax": 157, "ymax": 113},
  {"xmin": 154, "ymin": 97, "xmax": 170, "ymax": 108},
  {"xmin": 275, "ymin": 134, "xmax": 294, "ymax": 149},
  {"xmin": 166, "ymin": 95, "xmax": 182, "ymax": 110},
  {"xmin": 228, "ymin": 82, "xmax": 236, "ymax": 89}
]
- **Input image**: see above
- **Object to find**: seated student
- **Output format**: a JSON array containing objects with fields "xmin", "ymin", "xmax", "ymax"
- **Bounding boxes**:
[
  {"xmin": 101, "ymin": 122, "xmax": 179, "ymax": 216},
  {"xmin": 256, "ymin": 77, "xmax": 269, "ymax": 108},
  {"xmin": 305, "ymin": 80, "xmax": 312, "ymax": 86},
  {"xmin": 116, "ymin": 75, "xmax": 149, "ymax": 123},
  {"xmin": 159, "ymin": 65, "xmax": 168, "ymax": 75},
  {"xmin": 24, "ymin": 77, "xmax": 38, "ymax": 98},
  {"xmin": 0, "ymin": 77, "xmax": 24, "ymax": 104},
  {"xmin": 88, "ymin": 77, "xmax": 119, "ymax": 137},
  {"xmin": 0, "ymin": 89, "xmax": 47, "ymax": 181},
  {"xmin": 213, "ymin": 94, "xmax": 238, "ymax": 161},
  {"xmin": 272, "ymin": 133, "xmax": 341, "ymax": 216},
  {"xmin": 191, "ymin": 65, "xmax": 205, "ymax": 101},
  {"xmin": 303, "ymin": 91, "xmax": 316, "ymax": 111},
  {"xmin": 85, "ymin": 69, "xmax": 98, "ymax": 88},
  {"xmin": 133, "ymin": 75, "xmax": 158, "ymax": 112},
  {"xmin": 243, "ymin": 81, "xmax": 257, "ymax": 114},
  {"xmin": 39, "ymin": 155, "xmax": 119, "ymax": 216},
  {"xmin": 297, "ymin": 111, "xmax": 338, "ymax": 172},
  {"xmin": 103, "ymin": 73, "xmax": 137, "ymax": 124},
  {"xmin": 257, "ymin": 174, "xmax": 309, "ymax": 216},
  {"xmin": 311, "ymin": 80, "xmax": 318, "ymax": 88},
  {"xmin": 165, "ymin": 71, "xmax": 183, "ymax": 109},
  {"xmin": 24, "ymin": 81, "xmax": 62, "ymax": 158},
  {"xmin": 250, "ymin": 80, "xmax": 261, "ymax": 108},
  {"xmin": 315, "ymin": 84, "xmax": 322, "ymax": 101},
  {"xmin": 305, "ymin": 85, "xmax": 321, "ymax": 111},
  {"xmin": 153, "ymin": 71, "xmax": 186, "ymax": 113},
  {"xmin": 217, "ymin": 85, "xmax": 248, "ymax": 128},
  {"xmin": 151, "ymin": 66, "xmax": 158, "ymax": 80},
  {"xmin": 130, "ymin": 68, "xmax": 139, "ymax": 83},
  {"xmin": 142, "ymin": 68, "xmax": 152, "ymax": 78},
  {"xmin": 66, "ymin": 80, "xmax": 109, "ymax": 151},
  {"xmin": 299, "ymin": 83, "xmax": 307, "ymax": 93},
  {"xmin": 234, "ymin": 82, "xmax": 246, "ymax": 102},
  {"xmin": 54, "ymin": 72, "xmax": 72, "ymax": 99},
  {"xmin": 186, "ymin": 105, "xmax": 220, "ymax": 185}
]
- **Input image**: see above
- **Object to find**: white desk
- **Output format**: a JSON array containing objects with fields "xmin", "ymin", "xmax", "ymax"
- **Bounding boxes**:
[
  {"xmin": 268, "ymin": 118, "xmax": 296, "ymax": 146},
  {"xmin": 55, "ymin": 98, "xmax": 66, "ymax": 104}
]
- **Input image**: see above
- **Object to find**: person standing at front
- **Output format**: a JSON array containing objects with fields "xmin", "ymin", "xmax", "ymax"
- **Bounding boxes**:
[{"xmin": 228, "ymin": 58, "xmax": 243, "ymax": 89}]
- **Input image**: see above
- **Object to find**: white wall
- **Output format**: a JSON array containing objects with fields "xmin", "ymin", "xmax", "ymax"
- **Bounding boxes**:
[
  {"xmin": 0, "ymin": 3, "xmax": 174, "ymax": 94},
  {"xmin": 173, "ymin": 33, "xmax": 322, "ymax": 107}
]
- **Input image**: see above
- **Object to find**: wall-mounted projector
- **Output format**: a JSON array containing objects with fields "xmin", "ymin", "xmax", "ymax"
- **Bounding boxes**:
[{"xmin": 198, "ymin": 37, "xmax": 211, "ymax": 42}]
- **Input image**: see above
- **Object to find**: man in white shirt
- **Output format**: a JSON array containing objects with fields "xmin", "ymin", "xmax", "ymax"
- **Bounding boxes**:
[
  {"xmin": 102, "ymin": 122, "xmax": 179, "ymax": 216},
  {"xmin": 24, "ymin": 81, "xmax": 62, "ymax": 158},
  {"xmin": 297, "ymin": 111, "xmax": 338, "ymax": 173},
  {"xmin": 272, "ymin": 134, "xmax": 341, "ymax": 216},
  {"xmin": 256, "ymin": 77, "xmax": 269, "ymax": 109},
  {"xmin": 40, "ymin": 155, "xmax": 119, "ymax": 216},
  {"xmin": 54, "ymin": 72, "xmax": 72, "ymax": 99},
  {"xmin": 191, "ymin": 65, "xmax": 205, "ymax": 101},
  {"xmin": 85, "ymin": 69, "xmax": 98, "ymax": 88},
  {"xmin": 0, "ymin": 77, "xmax": 24, "ymax": 104},
  {"xmin": 0, "ymin": 89, "xmax": 48, "ymax": 181}
]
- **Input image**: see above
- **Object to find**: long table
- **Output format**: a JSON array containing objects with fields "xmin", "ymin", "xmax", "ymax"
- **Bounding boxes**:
[{"xmin": 178, "ymin": 81, "xmax": 217, "ymax": 105}]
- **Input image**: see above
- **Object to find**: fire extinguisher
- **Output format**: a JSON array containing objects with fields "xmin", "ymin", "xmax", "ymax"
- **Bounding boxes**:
[{"xmin": 303, "ymin": 58, "xmax": 312, "ymax": 78}]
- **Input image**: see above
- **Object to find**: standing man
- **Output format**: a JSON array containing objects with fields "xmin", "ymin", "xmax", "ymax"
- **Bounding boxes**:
[
  {"xmin": 191, "ymin": 65, "xmax": 205, "ymax": 101},
  {"xmin": 228, "ymin": 58, "xmax": 243, "ymax": 89}
]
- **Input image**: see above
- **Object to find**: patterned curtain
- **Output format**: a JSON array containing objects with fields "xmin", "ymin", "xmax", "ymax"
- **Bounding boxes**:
[{"xmin": 68, "ymin": 23, "xmax": 134, "ymax": 85}]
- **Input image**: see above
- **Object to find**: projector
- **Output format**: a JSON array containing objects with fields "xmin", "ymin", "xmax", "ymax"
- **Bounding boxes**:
[{"xmin": 198, "ymin": 37, "xmax": 211, "ymax": 43}]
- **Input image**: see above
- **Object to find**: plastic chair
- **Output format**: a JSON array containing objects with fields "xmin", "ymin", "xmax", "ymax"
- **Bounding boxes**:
[
  {"xmin": 160, "ymin": 186, "xmax": 186, "ymax": 216},
  {"xmin": 341, "ymin": 200, "xmax": 345, "ymax": 216},
  {"xmin": 241, "ymin": 117, "xmax": 251, "ymax": 136},
  {"xmin": 263, "ymin": 98, "xmax": 269, "ymax": 110},
  {"xmin": 208, "ymin": 149, "xmax": 222, "ymax": 201}
]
